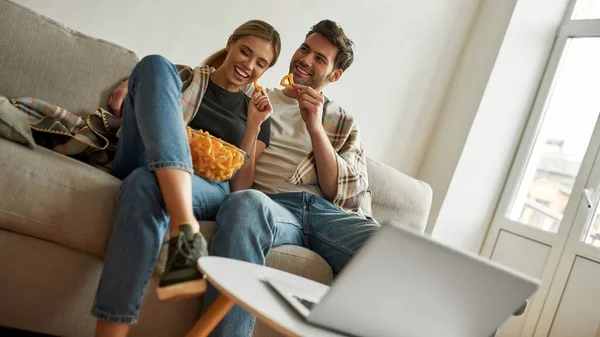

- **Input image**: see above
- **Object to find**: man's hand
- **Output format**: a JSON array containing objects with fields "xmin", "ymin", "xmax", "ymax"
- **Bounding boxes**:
[
  {"xmin": 292, "ymin": 83, "xmax": 324, "ymax": 135},
  {"xmin": 247, "ymin": 90, "xmax": 273, "ymax": 129},
  {"xmin": 292, "ymin": 84, "xmax": 338, "ymax": 200},
  {"xmin": 108, "ymin": 79, "xmax": 129, "ymax": 118}
]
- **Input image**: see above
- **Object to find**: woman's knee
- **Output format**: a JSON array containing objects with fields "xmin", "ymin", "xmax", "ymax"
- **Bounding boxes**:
[
  {"xmin": 132, "ymin": 55, "xmax": 180, "ymax": 85},
  {"xmin": 136, "ymin": 54, "xmax": 173, "ymax": 72}
]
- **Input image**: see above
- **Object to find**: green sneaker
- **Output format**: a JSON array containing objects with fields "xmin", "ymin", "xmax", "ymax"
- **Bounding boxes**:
[{"xmin": 156, "ymin": 224, "xmax": 208, "ymax": 301}]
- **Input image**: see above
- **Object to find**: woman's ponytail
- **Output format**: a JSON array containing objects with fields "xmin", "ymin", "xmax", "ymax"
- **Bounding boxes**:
[{"xmin": 202, "ymin": 48, "xmax": 228, "ymax": 68}]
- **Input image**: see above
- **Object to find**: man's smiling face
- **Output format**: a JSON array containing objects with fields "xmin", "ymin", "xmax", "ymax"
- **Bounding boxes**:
[{"xmin": 288, "ymin": 33, "xmax": 340, "ymax": 92}]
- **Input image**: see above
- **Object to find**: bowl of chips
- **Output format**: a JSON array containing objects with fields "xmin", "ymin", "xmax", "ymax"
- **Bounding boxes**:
[{"xmin": 186, "ymin": 127, "xmax": 248, "ymax": 182}]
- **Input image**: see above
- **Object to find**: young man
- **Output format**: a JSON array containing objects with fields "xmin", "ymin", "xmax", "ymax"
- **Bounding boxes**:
[{"xmin": 203, "ymin": 19, "xmax": 380, "ymax": 336}]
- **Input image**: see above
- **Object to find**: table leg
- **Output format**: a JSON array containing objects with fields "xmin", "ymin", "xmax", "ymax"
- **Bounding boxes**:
[{"xmin": 185, "ymin": 294, "xmax": 235, "ymax": 337}]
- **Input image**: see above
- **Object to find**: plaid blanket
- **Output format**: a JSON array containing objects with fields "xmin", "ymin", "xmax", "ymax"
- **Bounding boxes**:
[{"xmin": 11, "ymin": 97, "xmax": 120, "ymax": 170}]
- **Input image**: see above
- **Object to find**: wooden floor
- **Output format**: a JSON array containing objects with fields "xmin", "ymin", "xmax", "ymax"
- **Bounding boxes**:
[{"xmin": 0, "ymin": 327, "xmax": 56, "ymax": 337}]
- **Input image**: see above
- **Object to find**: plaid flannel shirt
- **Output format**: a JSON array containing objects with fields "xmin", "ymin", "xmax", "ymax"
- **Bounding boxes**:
[
  {"xmin": 177, "ymin": 64, "xmax": 212, "ymax": 123},
  {"xmin": 286, "ymin": 99, "xmax": 369, "ymax": 214}
]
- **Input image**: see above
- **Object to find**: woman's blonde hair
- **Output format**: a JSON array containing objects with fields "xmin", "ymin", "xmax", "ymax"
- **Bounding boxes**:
[{"xmin": 202, "ymin": 20, "xmax": 281, "ymax": 69}]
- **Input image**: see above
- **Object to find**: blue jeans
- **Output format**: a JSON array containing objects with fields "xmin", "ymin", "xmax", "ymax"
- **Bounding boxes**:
[
  {"xmin": 91, "ymin": 55, "xmax": 229, "ymax": 324},
  {"xmin": 203, "ymin": 190, "xmax": 379, "ymax": 336}
]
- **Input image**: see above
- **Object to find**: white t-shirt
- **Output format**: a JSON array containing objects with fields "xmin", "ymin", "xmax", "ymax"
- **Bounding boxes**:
[{"xmin": 252, "ymin": 88, "xmax": 323, "ymax": 197}]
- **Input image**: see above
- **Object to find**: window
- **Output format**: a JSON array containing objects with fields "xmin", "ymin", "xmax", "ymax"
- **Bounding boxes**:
[
  {"xmin": 507, "ymin": 3, "xmax": 600, "ymax": 235},
  {"xmin": 572, "ymin": 0, "xmax": 600, "ymax": 19}
]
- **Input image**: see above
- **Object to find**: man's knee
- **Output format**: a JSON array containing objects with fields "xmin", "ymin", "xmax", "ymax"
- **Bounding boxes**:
[
  {"xmin": 220, "ymin": 189, "xmax": 270, "ymax": 213},
  {"xmin": 216, "ymin": 190, "xmax": 272, "ymax": 235}
]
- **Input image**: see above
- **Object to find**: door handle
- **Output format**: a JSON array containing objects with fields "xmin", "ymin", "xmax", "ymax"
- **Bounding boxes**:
[{"xmin": 584, "ymin": 188, "xmax": 595, "ymax": 208}]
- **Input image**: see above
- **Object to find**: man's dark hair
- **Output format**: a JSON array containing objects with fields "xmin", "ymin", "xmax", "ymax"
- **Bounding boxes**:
[{"xmin": 306, "ymin": 20, "xmax": 354, "ymax": 71}]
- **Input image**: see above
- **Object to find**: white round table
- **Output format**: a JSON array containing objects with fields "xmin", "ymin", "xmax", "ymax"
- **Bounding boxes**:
[{"xmin": 185, "ymin": 256, "xmax": 348, "ymax": 337}]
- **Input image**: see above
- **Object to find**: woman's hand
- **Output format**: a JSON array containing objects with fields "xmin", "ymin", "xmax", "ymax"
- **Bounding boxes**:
[
  {"xmin": 108, "ymin": 79, "xmax": 129, "ymax": 118},
  {"xmin": 247, "ymin": 90, "xmax": 273, "ymax": 128},
  {"xmin": 230, "ymin": 90, "xmax": 271, "ymax": 192}
]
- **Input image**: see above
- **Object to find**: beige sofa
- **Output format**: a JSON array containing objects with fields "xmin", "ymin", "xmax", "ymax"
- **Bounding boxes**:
[{"xmin": 0, "ymin": 1, "xmax": 433, "ymax": 336}]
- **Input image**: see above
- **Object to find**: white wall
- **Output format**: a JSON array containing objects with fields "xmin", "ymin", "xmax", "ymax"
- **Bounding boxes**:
[
  {"xmin": 418, "ymin": 0, "xmax": 520, "ymax": 237},
  {"xmin": 422, "ymin": 0, "xmax": 570, "ymax": 251},
  {"xmin": 13, "ymin": 0, "xmax": 481, "ymax": 176}
]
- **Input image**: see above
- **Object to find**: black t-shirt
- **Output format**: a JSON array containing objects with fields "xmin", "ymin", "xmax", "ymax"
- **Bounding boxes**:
[{"xmin": 188, "ymin": 80, "xmax": 270, "ymax": 148}]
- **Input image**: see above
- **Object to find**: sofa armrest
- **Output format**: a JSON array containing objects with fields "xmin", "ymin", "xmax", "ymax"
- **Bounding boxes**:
[{"xmin": 367, "ymin": 158, "xmax": 432, "ymax": 233}]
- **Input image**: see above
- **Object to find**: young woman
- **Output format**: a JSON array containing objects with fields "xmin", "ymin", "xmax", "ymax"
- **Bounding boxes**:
[{"xmin": 92, "ymin": 20, "xmax": 280, "ymax": 337}]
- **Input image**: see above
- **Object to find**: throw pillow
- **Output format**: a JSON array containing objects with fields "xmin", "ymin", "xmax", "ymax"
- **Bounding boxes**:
[
  {"xmin": 0, "ymin": 95, "xmax": 35, "ymax": 148},
  {"xmin": 361, "ymin": 190, "xmax": 373, "ymax": 219}
]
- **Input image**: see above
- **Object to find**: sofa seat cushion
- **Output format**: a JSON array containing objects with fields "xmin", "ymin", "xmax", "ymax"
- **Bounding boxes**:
[
  {"xmin": 266, "ymin": 245, "xmax": 334, "ymax": 285},
  {"xmin": 1, "ymin": 138, "xmax": 335, "ymax": 282},
  {"xmin": 0, "ymin": 138, "xmax": 226, "ymax": 259},
  {"xmin": 187, "ymin": 224, "xmax": 334, "ymax": 286},
  {"xmin": 0, "ymin": 138, "xmax": 120, "ymax": 257},
  {"xmin": 199, "ymin": 223, "xmax": 333, "ymax": 284}
]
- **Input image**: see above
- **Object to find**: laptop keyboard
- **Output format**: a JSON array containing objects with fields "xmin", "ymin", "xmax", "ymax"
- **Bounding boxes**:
[{"xmin": 294, "ymin": 296, "xmax": 317, "ymax": 311}]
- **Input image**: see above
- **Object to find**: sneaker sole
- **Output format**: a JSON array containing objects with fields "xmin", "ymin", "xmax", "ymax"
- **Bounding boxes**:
[{"xmin": 156, "ymin": 277, "xmax": 207, "ymax": 301}]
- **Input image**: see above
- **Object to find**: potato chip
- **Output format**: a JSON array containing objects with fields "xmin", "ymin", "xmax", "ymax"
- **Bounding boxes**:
[
  {"xmin": 280, "ymin": 73, "xmax": 294, "ymax": 89},
  {"xmin": 186, "ymin": 127, "xmax": 247, "ymax": 181}
]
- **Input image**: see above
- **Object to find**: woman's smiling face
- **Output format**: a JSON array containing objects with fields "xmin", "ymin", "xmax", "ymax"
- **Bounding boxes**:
[{"xmin": 222, "ymin": 35, "xmax": 275, "ymax": 87}]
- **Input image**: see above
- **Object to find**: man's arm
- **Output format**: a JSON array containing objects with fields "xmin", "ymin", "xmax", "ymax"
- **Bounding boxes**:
[
  {"xmin": 330, "ymin": 124, "xmax": 369, "ymax": 211},
  {"xmin": 309, "ymin": 124, "xmax": 338, "ymax": 200},
  {"xmin": 293, "ymin": 84, "xmax": 338, "ymax": 200},
  {"xmin": 291, "ymin": 84, "xmax": 368, "ymax": 210}
]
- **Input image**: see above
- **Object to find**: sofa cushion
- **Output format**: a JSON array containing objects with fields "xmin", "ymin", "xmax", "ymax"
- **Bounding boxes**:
[
  {"xmin": 0, "ymin": 137, "xmax": 336, "ymax": 282},
  {"xmin": 0, "ymin": 0, "xmax": 138, "ymax": 117},
  {"xmin": 0, "ymin": 95, "xmax": 35, "ymax": 148},
  {"xmin": 199, "ymin": 225, "xmax": 334, "ymax": 287},
  {"xmin": 0, "ymin": 229, "xmax": 103, "ymax": 336},
  {"xmin": 0, "ymin": 137, "xmax": 120, "ymax": 257},
  {"xmin": 266, "ymin": 245, "xmax": 334, "ymax": 285},
  {"xmin": 367, "ymin": 158, "xmax": 432, "ymax": 232},
  {"xmin": 361, "ymin": 190, "xmax": 373, "ymax": 219}
]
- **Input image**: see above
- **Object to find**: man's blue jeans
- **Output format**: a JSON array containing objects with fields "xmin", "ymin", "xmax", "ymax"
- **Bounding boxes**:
[
  {"xmin": 91, "ymin": 55, "xmax": 229, "ymax": 323},
  {"xmin": 203, "ymin": 190, "xmax": 379, "ymax": 336}
]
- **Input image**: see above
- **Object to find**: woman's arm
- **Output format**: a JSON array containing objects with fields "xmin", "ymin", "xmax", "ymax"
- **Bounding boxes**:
[
  {"xmin": 229, "ymin": 91, "xmax": 272, "ymax": 191},
  {"xmin": 108, "ymin": 79, "xmax": 129, "ymax": 117},
  {"xmin": 229, "ymin": 134, "xmax": 267, "ymax": 191}
]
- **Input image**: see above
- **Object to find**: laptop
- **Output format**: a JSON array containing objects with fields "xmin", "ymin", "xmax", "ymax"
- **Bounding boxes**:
[{"xmin": 264, "ymin": 223, "xmax": 540, "ymax": 337}]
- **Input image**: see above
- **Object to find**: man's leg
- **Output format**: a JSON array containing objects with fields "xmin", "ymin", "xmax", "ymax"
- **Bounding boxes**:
[
  {"xmin": 299, "ymin": 194, "xmax": 380, "ymax": 274},
  {"xmin": 204, "ymin": 191, "xmax": 305, "ymax": 337}
]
